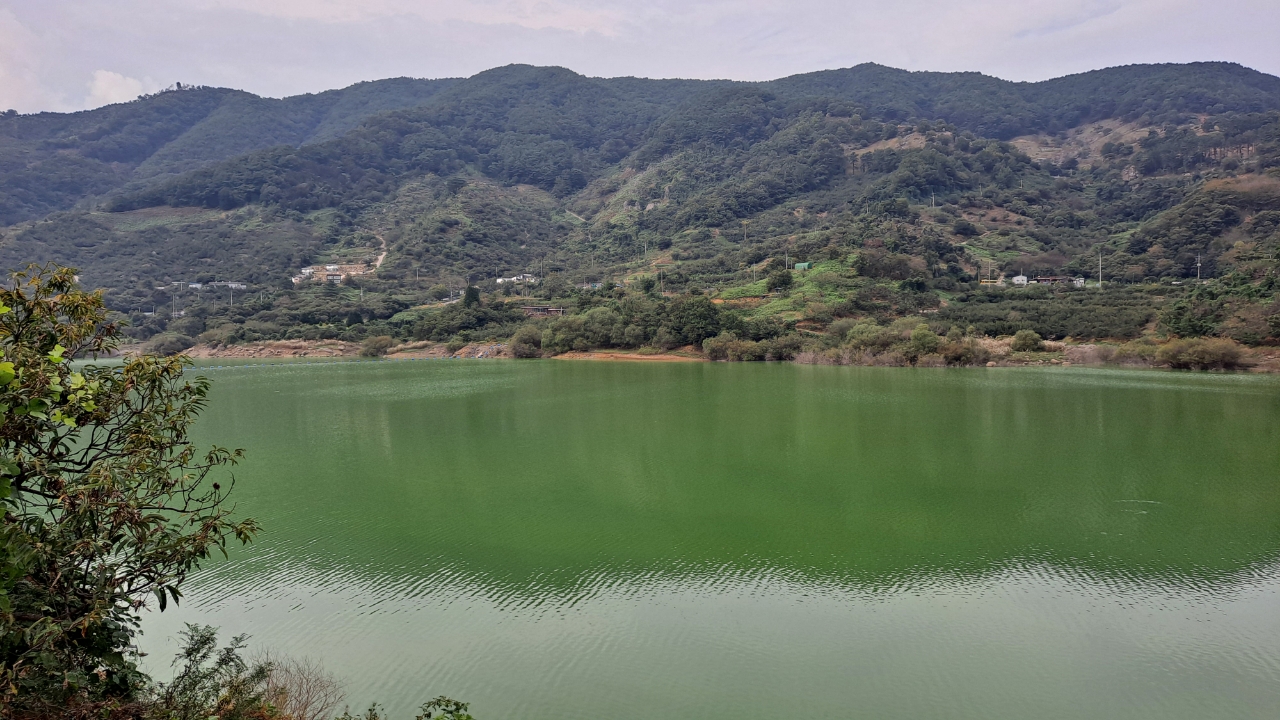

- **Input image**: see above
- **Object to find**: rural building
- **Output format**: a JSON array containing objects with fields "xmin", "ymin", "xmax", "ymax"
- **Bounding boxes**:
[
  {"xmin": 497, "ymin": 274, "xmax": 538, "ymax": 284},
  {"xmin": 521, "ymin": 306, "xmax": 566, "ymax": 317},
  {"xmin": 293, "ymin": 263, "xmax": 372, "ymax": 285}
]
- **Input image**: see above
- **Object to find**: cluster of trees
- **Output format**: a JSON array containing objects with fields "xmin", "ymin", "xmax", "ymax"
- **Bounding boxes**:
[
  {"xmin": 0, "ymin": 79, "xmax": 459, "ymax": 224},
  {"xmin": 936, "ymin": 285, "xmax": 1160, "ymax": 339},
  {"xmin": 0, "ymin": 208, "xmax": 326, "ymax": 312}
]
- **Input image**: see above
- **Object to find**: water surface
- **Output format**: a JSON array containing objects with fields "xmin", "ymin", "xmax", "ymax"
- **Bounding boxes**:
[{"xmin": 139, "ymin": 361, "xmax": 1280, "ymax": 719}]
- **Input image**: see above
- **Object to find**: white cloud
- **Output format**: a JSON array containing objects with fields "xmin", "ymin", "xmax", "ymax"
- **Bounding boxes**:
[
  {"xmin": 85, "ymin": 70, "xmax": 158, "ymax": 108},
  {"xmin": 1, "ymin": 0, "xmax": 1278, "ymax": 112},
  {"xmin": 0, "ymin": 9, "xmax": 65, "ymax": 112}
]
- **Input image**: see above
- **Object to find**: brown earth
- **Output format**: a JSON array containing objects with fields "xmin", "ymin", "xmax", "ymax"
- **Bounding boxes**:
[{"xmin": 554, "ymin": 347, "xmax": 705, "ymax": 362}]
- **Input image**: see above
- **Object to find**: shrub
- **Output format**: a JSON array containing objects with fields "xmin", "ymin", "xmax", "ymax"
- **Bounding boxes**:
[
  {"xmin": 940, "ymin": 339, "xmax": 992, "ymax": 366},
  {"xmin": 1010, "ymin": 329, "xmax": 1044, "ymax": 352},
  {"xmin": 361, "ymin": 335, "xmax": 395, "ymax": 357},
  {"xmin": 445, "ymin": 337, "xmax": 467, "ymax": 354},
  {"xmin": 952, "ymin": 218, "xmax": 981, "ymax": 236},
  {"xmin": 760, "ymin": 334, "xmax": 803, "ymax": 360},
  {"xmin": 259, "ymin": 652, "xmax": 345, "ymax": 720},
  {"xmin": 765, "ymin": 269, "xmax": 793, "ymax": 292},
  {"xmin": 540, "ymin": 316, "xmax": 588, "ymax": 354},
  {"xmin": 1155, "ymin": 337, "xmax": 1244, "ymax": 370},
  {"xmin": 148, "ymin": 625, "xmax": 272, "ymax": 720},
  {"xmin": 843, "ymin": 321, "xmax": 897, "ymax": 351},
  {"xmin": 510, "ymin": 325, "xmax": 542, "ymax": 358},
  {"xmin": 703, "ymin": 332, "xmax": 766, "ymax": 361},
  {"xmin": 144, "ymin": 332, "xmax": 196, "ymax": 356},
  {"xmin": 909, "ymin": 323, "xmax": 940, "ymax": 355},
  {"xmin": 1113, "ymin": 338, "xmax": 1158, "ymax": 365}
]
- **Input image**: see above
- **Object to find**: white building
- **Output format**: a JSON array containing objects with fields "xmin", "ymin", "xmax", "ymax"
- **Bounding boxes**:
[
  {"xmin": 1012, "ymin": 274, "xmax": 1029, "ymax": 286},
  {"xmin": 496, "ymin": 274, "xmax": 538, "ymax": 285}
]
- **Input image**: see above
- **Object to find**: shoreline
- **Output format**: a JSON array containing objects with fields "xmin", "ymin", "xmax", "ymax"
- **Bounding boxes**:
[{"xmin": 157, "ymin": 340, "xmax": 1280, "ymax": 372}]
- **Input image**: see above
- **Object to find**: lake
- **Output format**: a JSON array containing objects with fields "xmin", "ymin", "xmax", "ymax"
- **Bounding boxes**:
[{"xmin": 137, "ymin": 360, "xmax": 1280, "ymax": 719}]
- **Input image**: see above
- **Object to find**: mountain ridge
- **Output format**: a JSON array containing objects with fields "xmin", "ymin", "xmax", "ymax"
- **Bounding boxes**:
[{"xmin": 1, "ymin": 61, "xmax": 1277, "ymax": 352}]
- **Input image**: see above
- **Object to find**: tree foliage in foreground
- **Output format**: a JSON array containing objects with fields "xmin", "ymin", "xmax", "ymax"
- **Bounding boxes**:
[{"xmin": 0, "ymin": 265, "xmax": 257, "ymax": 717}]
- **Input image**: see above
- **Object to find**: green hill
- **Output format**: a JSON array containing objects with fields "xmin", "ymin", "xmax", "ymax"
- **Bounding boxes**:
[
  {"xmin": 0, "ymin": 77, "xmax": 459, "ymax": 225},
  {"xmin": 0, "ymin": 62, "xmax": 1277, "ymax": 352}
]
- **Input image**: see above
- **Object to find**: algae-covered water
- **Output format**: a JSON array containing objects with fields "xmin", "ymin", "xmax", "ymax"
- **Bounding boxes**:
[{"xmin": 138, "ymin": 361, "xmax": 1280, "ymax": 719}]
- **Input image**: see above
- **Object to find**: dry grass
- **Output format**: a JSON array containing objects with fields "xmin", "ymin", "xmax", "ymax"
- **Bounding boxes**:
[{"xmin": 257, "ymin": 652, "xmax": 346, "ymax": 720}]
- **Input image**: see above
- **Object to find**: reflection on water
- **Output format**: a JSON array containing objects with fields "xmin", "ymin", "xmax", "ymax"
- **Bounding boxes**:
[{"xmin": 139, "ymin": 362, "xmax": 1280, "ymax": 719}]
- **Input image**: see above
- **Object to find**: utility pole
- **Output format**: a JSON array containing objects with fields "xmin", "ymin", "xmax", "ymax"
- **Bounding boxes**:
[
  {"xmin": 1196, "ymin": 254, "xmax": 1202, "ymax": 281},
  {"xmin": 1098, "ymin": 251, "xmax": 1103, "ymax": 287}
]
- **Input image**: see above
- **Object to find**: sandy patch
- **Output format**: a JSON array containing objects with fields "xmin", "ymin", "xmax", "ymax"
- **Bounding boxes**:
[{"xmin": 553, "ymin": 350, "xmax": 705, "ymax": 362}]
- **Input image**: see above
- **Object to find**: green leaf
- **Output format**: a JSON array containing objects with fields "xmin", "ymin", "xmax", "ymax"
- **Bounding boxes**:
[
  {"xmin": 47, "ymin": 344, "xmax": 66, "ymax": 363},
  {"xmin": 0, "ymin": 362, "xmax": 13, "ymax": 386}
]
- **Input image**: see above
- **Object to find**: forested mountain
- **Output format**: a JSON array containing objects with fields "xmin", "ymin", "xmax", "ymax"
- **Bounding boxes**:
[
  {"xmin": 1, "ymin": 61, "xmax": 1277, "ymax": 354},
  {"xmin": 0, "ymin": 77, "xmax": 458, "ymax": 224}
]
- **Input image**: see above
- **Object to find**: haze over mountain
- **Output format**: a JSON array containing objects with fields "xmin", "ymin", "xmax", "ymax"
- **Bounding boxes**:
[{"xmin": 5, "ymin": 0, "xmax": 1280, "ymax": 114}]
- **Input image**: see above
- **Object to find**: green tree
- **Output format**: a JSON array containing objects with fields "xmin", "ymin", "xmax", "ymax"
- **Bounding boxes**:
[
  {"xmin": 462, "ymin": 286, "xmax": 481, "ymax": 307},
  {"xmin": 1011, "ymin": 329, "xmax": 1045, "ymax": 352},
  {"xmin": 361, "ymin": 335, "xmax": 395, "ymax": 357},
  {"xmin": 0, "ymin": 265, "xmax": 256, "ymax": 716},
  {"xmin": 765, "ymin": 269, "xmax": 793, "ymax": 293},
  {"xmin": 909, "ymin": 323, "xmax": 940, "ymax": 355}
]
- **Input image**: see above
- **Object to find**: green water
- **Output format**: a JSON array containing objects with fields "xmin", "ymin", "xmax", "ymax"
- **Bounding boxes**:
[{"xmin": 138, "ymin": 361, "xmax": 1280, "ymax": 719}]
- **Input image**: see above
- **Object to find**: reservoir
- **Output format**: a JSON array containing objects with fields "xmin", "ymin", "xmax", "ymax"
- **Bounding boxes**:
[{"xmin": 138, "ymin": 361, "xmax": 1280, "ymax": 719}]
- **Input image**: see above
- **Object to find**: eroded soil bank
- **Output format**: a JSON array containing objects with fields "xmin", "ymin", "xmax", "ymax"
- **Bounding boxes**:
[{"xmin": 152, "ymin": 339, "xmax": 1280, "ymax": 371}]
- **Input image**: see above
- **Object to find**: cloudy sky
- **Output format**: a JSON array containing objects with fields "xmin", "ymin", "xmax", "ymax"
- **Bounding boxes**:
[{"xmin": 2, "ymin": 0, "xmax": 1278, "ymax": 113}]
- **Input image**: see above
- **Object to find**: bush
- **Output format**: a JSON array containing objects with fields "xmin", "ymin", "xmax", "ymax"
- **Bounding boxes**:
[
  {"xmin": 361, "ymin": 335, "xmax": 395, "ymax": 357},
  {"xmin": 940, "ymin": 339, "xmax": 991, "ymax": 366},
  {"xmin": 909, "ymin": 323, "xmax": 940, "ymax": 355},
  {"xmin": 1155, "ymin": 337, "xmax": 1244, "ymax": 370},
  {"xmin": 259, "ymin": 652, "xmax": 345, "ymax": 720},
  {"xmin": 703, "ymin": 332, "xmax": 766, "ymax": 361},
  {"xmin": 148, "ymin": 625, "xmax": 272, "ymax": 720},
  {"xmin": 1113, "ymin": 339, "xmax": 1158, "ymax": 365},
  {"xmin": 510, "ymin": 325, "xmax": 542, "ymax": 358},
  {"xmin": 765, "ymin": 269, "xmax": 793, "ymax": 292},
  {"xmin": 144, "ymin": 332, "xmax": 197, "ymax": 356},
  {"xmin": 445, "ymin": 337, "xmax": 467, "ymax": 354},
  {"xmin": 540, "ymin": 316, "xmax": 588, "ymax": 354},
  {"xmin": 1010, "ymin": 329, "xmax": 1045, "ymax": 352},
  {"xmin": 952, "ymin": 218, "xmax": 981, "ymax": 236}
]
